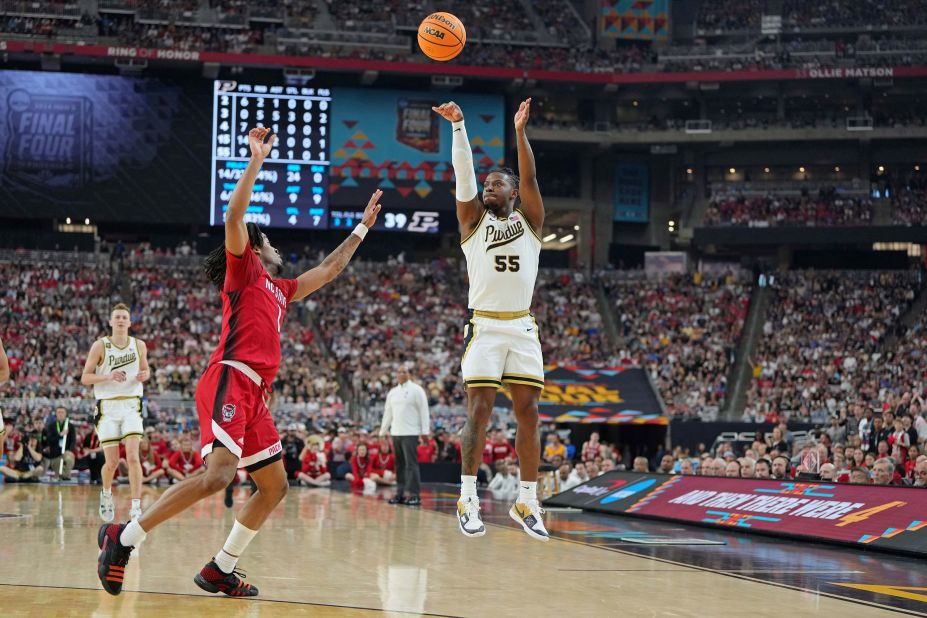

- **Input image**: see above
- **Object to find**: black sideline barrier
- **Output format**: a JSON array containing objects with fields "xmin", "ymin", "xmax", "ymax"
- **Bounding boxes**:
[{"xmin": 545, "ymin": 471, "xmax": 927, "ymax": 558}]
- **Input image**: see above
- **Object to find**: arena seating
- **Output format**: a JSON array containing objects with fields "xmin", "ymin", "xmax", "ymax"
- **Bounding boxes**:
[
  {"xmin": 703, "ymin": 190, "xmax": 874, "ymax": 227},
  {"xmin": 2, "ymin": 250, "xmax": 926, "ymax": 487},
  {"xmin": 7, "ymin": 0, "xmax": 927, "ymax": 75},
  {"xmin": 600, "ymin": 271, "xmax": 751, "ymax": 421},
  {"xmin": 744, "ymin": 269, "xmax": 921, "ymax": 424}
]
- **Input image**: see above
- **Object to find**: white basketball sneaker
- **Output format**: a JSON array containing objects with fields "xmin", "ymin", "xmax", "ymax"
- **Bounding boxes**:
[
  {"xmin": 99, "ymin": 491, "xmax": 115, "ymax": 523},
  {"xmin": 457, "ymin": 496, "xmax": 486, "ymax": 538},
  {"xmin": 129, "ymin": 499, "xmax": 142, "ymax": 521},
  {"xmin": 509, "ymin": 499, "xmax": 549, "ymax": 542}
]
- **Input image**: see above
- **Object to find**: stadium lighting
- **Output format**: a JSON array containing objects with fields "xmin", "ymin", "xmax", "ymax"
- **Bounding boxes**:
[
  {"xmin": 632, "ymin": 100, "xmax": 639, "ymax": 107},
  {"xmin": 878, "ymin": 165, "xmax": 885, "ymax": 173},
  {"xmin": 66, "ymin": 217, "xmax": 71, "ymax": 224},
  {"xmin": 574, "ymin": 225, "xmax": 580, "ymax": 231},
  {"xmin": 729, "ymin": 167, "xmax": 736, "ymax": 174},
  {"xmin": 764, "ymin": 167, "xmax": 770, "ymax": 173},
  {"xmin": 916, "ymin": 165, "xmax": 921, "ymax": 172},
  {"xmin": 543, "ymin": 233, "xmax": 557, "ymax": 242},
  {"xmin": 686, "ymin": 168, "xmax": 693, "ymax": 175},
  {"xmin": 799, "ymin": 166, "xmax": 805, "ymax": 173},
  {"xmin": 559, "ymin": 234, "xmax": 574, "ymax": 243},
  {"xmin": 834, "ymin": 166, "xmax": 840, "ymax": 172},
  {"xmin": 84, "ymin": 218, "xmax": 90, "ymax": 225}
]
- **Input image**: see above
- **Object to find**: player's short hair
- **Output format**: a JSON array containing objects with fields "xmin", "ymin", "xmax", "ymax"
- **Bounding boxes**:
[
  {"xmin": 203, "ymin": 222, "xmax": 265, "ymax": 288},
  {"xmin": 111, "ymin": 303, "xmax": 131, "ymax": 316}
]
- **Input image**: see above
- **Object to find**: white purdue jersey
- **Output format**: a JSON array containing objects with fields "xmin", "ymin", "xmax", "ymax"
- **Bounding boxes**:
[
  {"xmin": 461, "ymin": 208, "xmax": 541, "ymax": 312},
  {"xmin": 94, "ymin": 336, "xmax": 143, "ymax": 400}
]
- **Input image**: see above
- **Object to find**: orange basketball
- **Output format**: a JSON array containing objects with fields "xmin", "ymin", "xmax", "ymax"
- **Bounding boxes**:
[{"xmin": 417, "ymin": 12, "xmax": 466, "ymax": 61}]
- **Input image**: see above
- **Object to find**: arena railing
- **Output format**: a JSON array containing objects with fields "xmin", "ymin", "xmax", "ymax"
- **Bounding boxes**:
[
  {"xmin": 0, "ymin": 0, "xmax": 81, "ymax": 19},
  {"xmin": 98, "ymin": 0, "xmax": 139, "ymax": 13},
  {"xmin": 0, "ymin": 248, "xmax": 111, "ymax": 266},
  {"xmin": 708, "ymin": 179, "xmax": 871, "ymax": 197}
]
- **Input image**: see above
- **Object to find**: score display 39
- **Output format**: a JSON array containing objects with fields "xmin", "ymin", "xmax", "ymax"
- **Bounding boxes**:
[
  {"xmin": 329, "ymin": 209, "xmax": 440, "ymax": 234},
  {"xmin": 210, "ymin": 81, "xmax": 331, "ymax": 229}
]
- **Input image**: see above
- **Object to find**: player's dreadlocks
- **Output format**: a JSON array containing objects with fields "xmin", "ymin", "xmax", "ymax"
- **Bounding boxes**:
[
  {"xmin": 203, "ymin": 221, "xmax": 264, "ymax": 288},
  {"xmin": 491, "ymin": 167, "xmax": 520, "ymax": 188}
]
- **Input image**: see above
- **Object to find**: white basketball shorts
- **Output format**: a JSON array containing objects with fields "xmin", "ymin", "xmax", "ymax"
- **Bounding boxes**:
[
  {"xmin": 95, "ymin": 397, "xmax": 144, "ymax": 447},
  {"xmin": 461, "ymin": 312, "xmax": 545, "ymax": 390}
]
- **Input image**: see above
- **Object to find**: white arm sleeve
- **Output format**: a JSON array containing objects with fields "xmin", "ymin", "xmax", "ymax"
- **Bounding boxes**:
[{"xmin": 451, "ymin": 119, "xmax": 478, "ymax": 202}]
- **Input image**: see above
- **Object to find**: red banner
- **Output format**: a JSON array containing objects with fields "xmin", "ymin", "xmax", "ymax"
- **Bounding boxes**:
[
  {"xmin": 3, "ymin": 39, "xmax": 927, "ymax": 85},
  {"xmin": 546, "ymin": 471, "xmax": 927, "ymax": 556}
]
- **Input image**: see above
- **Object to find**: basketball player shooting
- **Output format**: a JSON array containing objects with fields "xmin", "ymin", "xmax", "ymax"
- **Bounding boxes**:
[
  {"xmin": 433, "ymin": 98, "xmax": 549, "ymax": 541},
  {"xmin": 80, "ymin": 304, "xmax": 150, "ymax": 522},
  {"xmin": 96, "ymin": 127, "xmax": 384, "ymax": 597}
]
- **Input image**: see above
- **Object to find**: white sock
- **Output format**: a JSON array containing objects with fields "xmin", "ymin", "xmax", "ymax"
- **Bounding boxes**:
[
  {"xmin": 131, "ymin": 499, "xmax": 141, "ymax": 509},
  {"xmin": 460, "ymin": 475, "xmax": 478, "ymax": 500},
  {"xmin": 519, "ymin": 481, "xmax": 537, "ymax": 504},
  {"xmin": 215, "ymin": 520, "xmax": 258, "ymax": 574},
  {"xmin": 120, "ymin": 519, "xmax": 147, "ymax": 547},
  {"xmin": 102, "ymin": 489, "xmax": 112, "ymax": 497}
]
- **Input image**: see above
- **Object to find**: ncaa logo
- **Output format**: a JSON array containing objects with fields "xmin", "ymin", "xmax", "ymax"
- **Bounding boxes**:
[{"xmin": 221, "ymin": 404, "xmax": 236, "ymax": 422}]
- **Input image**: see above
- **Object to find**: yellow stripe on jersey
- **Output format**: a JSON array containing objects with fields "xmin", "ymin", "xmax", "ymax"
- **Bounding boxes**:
[
  {"xmin": 472, "ymin": 309, "xmax": 530, "ymax": 320},
  {"xmin": 515, "ymin": 208, "xmax": 543, "ymax": 242},
  {"xmin": 460, "ymin": 209, "xmax": 488, "ymax": 246}
]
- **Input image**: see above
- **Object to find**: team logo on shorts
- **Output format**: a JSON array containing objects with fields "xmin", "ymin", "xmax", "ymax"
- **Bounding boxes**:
[{"xmin": 221, "ymin": 403, "xmax": 237, "ymax": 422}]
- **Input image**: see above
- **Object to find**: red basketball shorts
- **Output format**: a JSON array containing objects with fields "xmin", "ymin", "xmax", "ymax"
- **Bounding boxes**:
[{"xmin": 196, "ymin": 362, "xmax": 282, "ymax": 470}]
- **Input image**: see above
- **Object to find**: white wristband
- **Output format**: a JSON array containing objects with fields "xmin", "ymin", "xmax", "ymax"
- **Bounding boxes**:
[{"xmin": 352, "ymin": 223, "xmax": 369, "ymax": 240}]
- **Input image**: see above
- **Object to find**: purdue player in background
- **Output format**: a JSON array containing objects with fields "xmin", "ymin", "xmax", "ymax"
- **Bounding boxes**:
[
  {"xmin": 81, "ymin": 304, "xmax": 150, "ymax": 522},
  {"xmin": 433, "ymin": 98, "xmax": 548, "ymax": 541}
]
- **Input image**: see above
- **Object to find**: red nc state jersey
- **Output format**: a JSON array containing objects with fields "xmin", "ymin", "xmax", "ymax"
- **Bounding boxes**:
[{"xmin": 207, "ymin": 248, "xmax": 298, "ymax": 385}]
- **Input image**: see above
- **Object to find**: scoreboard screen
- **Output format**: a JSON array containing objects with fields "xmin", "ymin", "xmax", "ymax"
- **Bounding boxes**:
[{"xmin": 210, "ymin": 81, "xmax": 332, "ymax": 229}]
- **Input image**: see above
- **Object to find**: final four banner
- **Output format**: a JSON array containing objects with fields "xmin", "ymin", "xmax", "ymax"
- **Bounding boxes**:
[
  {"xmin": 495, "ymin": 365, "xmax": 666, "ymax": 425},
  {"xmin": 546, "ymin": 471, "xmax": 927, "ymax": 557}
]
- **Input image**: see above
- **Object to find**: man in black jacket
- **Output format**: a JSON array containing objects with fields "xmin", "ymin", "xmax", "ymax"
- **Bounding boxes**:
[{"xmin": 44, "ymin": 406, "xmax": 77, "ymax": 481}]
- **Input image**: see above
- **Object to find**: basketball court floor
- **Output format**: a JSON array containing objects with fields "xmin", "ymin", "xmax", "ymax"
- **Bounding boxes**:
[{"xmin": 0, "ymin": 483, "xmax": 924, "ymax": 616}]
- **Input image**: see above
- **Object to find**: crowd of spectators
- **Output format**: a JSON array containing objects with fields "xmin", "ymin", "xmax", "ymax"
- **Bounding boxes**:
[
  {"xmin": 0, "ymin": 253, "xmax": 344, "ymax": 418},
  {"xmin": 635, "ymin": 415, "xmax": 926, "ymax": 488},
  {"xmin": 697, "ymin": 0, "xmax": 764, "ymax": 32},
  {"xmin": 696, "ymin": 0, "xmax": 927, "ymax": 31},
  {"xmin": 887, "ymin": 171, "xmax": 927, "ymax": 225},
  {"xmin": 4, "ymin": 246, "xmax": 927, "ymax": 495},
  {"xmin": 782, "ymin": 0, "xmax": 927, "ymax": 29},
  {"xmin": 704, "ymin": 190, "xmax": 874, "ymax": 227},
  {"xmin": 601, "ymin": 271, "xmax": 750, "ymax": 421},
  {"xmin": 744, "ymin": 270, "xmax": 922, "ymax": 424}
]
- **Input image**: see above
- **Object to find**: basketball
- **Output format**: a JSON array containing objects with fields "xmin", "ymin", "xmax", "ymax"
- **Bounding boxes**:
[{"xmin": 417, "ymin": 12, "xmax": 466, "ymax": 61}]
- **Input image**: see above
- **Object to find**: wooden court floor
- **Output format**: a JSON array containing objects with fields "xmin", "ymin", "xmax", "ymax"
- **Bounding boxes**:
[{"xmin": 0, "ymin": 483, "xmax": 921, "ymax": 617}]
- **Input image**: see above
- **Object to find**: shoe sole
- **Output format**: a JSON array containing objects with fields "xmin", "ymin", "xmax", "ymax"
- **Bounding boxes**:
[{"xmin": 509, "ymin": 507, "xmax": 550, "ymax": 542}]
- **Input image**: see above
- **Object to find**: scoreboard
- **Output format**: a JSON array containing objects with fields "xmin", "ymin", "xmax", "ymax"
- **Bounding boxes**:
[
  {"xmin": 210, "ymin": 80, "xmax": 332, "ymax": 229},
  {"xmin": 210, "ymin": 81, "xmax": 441, "ymax": 233}
]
